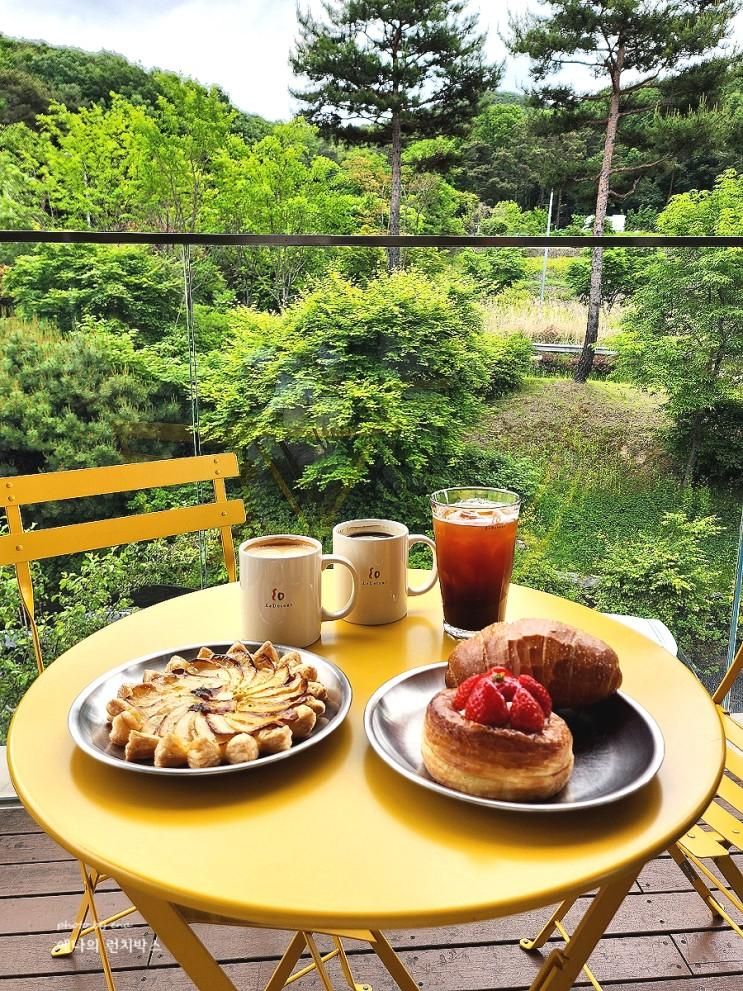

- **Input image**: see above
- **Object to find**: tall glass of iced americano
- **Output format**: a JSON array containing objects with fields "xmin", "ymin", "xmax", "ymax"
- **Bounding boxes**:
[{"xmin": 430, "ymin": 487, "xmax": 521, "ymax": 639}]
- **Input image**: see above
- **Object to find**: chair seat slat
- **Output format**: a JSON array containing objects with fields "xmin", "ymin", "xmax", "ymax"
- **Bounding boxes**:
[
  {"xmin": 0, "ymin": 502, "xmax": 246, "ymax": 565},
  {"xmin": 701, "ymin": 796, "xmax": 743, "ymax": 847},
  {"xmin": 0, "ymin": 454, "xmax": 239, "ymax": 508},
  {"xmin": 720, "ymin": 711, "xmax": 743, "ymax": 751}
]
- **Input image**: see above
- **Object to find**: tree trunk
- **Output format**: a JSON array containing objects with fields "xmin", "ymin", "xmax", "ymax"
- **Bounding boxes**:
[
  {"xmin": 388, "ymin": 112, "xmax": 403, "ymax": 271},
  {"xmin": 575, "ymin": 51, "xmax": 624, "ymax": 383},
  {"xmin": 683, "ymin": 411, "xmax": 704, "ymax": 487}
]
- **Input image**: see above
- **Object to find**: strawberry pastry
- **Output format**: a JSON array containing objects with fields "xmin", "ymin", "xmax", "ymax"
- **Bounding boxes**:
[{"xmin": 422, "ymin": 667, "xmax": 574, "ymax": 801}]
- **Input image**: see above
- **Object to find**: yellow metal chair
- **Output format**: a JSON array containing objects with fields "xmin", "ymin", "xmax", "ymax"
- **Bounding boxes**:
[
  {"xmin": 0, "ymin": 453, "xmax": 246, "ymax": 990},
  {"xmin": 668, "ymin": 643, "xmax": 743, "ymax": 937},
  {"xmin": 520, "ymin": 643, "xmax": 743, "ymax": 990}
]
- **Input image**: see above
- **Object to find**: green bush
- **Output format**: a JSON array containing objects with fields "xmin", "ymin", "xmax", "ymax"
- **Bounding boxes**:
[
  {"xmin": 0, "ymin": 319, "xmax": 184, "ymax": 492},
  {"xmin": 480, "ymin": 333, "xmax": 534, "ymax": 397},
  {"xmin": 455, "ymin": 248, "xmax": 528, "ymax": 298},
  {"xmin": 511, "ymin": 539, "xmax": 579, "ymax": 601},
  {"xmin": 566, "ymin": 247, "xmax": 648, "ymax": 309},
  {"xmin": 5, "ymin": 243, "xmax": 183, "ymax": 339},
  {"xmin": 202, "ymin": 269, "xmax": 493, "ymax": 508},
  {"xmin": 592, "ymin": 512, "xmax": 729, "ymax": 668}
]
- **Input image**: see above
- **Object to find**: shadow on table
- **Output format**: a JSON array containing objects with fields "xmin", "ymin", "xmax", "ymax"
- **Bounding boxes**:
[
  {"xmin": 69, "ymin": 716, "xmax": 354, "ymax": 819},
  {"xmin": 362, "ymin": 744, "xmax": 665, "ymax": 861}
]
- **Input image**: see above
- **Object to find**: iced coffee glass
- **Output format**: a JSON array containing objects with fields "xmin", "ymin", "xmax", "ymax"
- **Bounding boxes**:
[{"xmin": 431, "ymin": 487, "xmax": 521, "ymax": 639}]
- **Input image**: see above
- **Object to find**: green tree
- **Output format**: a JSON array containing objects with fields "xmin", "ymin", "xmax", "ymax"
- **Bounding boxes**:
[
  {"xmin": 201, "ymin": 270, "xmax": 492, "ymax": 517},
  {"xmin": 509, "ymin": 0, "xmax": 740, "ymax": 382},
  {"xmin": 39, "ymin": 97, "xmax": 148, "ymax": 229},
  {"xmin": 136, "ymin": 73, "xmax": 236, "ymax": 231},
  {"xmin": 455, "ymin": 248, "xmax": 528, "ymax": 298},
  {"xmin": 0, "ymin": 67, "xmax": 51, "ymax": 126},
  {"xmin": 0, "ymin": 123, "xmax": 46, "ymax": 233},
  {"xmin": 0, "ymin": 320, "xmax": 177, "ymax": 478},
  {"xmin": 291, "ymin": 0, "xmax": 496, "ymax": 269},
  {"xmin": 616, "ymin": 170, "xmax": 743, "ymax": 484},
  {"xmin": 0, "ymin": 34, "xmax": 159, "ymax": 111},
  {"xmin": 5, "ymin": 244, "xmax": 183, "ymax": 339},
  {"xmin": 211, "ymin": 119, "xmax": 358, "ymax": 309},
  {"xmin": 566, "ymin": 247, "xmax": 648, "ymax": 310}
]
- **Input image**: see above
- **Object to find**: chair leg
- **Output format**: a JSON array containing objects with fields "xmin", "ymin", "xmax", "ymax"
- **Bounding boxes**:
[
  {"xmin": 714, "ymin": 854, "xmax": 743, "ymax": 911},
  {"xmin": 670, "ymin": 843, "xmax": 743, "ymax": 935}
]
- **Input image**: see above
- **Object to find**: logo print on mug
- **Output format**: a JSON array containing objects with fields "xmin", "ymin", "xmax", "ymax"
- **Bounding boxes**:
[
  {"xmin": 268, "ymin": 586, "xmax": 290, "ymax": 608},
  {"xmin": 365, "ymin": 566, "xmax": 384, "ymax": 586}
]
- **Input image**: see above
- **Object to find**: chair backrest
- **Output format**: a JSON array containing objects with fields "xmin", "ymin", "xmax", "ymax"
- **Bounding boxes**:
[
  {"xmin": 0, "ymin": 454, "xmax": 246, "ymax": 674},
  {"xmin": 697, "ymin": 643, "xmax": 743, "ymax": 845},
  {"xmin": 712, "ymin": 643, "xmax": 743, "ymax": 709}
]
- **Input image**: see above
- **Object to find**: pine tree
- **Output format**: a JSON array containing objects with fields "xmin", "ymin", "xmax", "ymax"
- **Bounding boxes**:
[
  {"xmin": 509, "ymin": 0, "xmax": 740, "ymax": 381},
  {"xmin": 291, "ymin": 1, "xmax": 496, "ymax": 269}
]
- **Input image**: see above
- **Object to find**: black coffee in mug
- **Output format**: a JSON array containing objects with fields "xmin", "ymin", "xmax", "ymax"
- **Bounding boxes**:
[{"xmin": 349, "ymin": 531, "xmax": 393, "ymax": 539}]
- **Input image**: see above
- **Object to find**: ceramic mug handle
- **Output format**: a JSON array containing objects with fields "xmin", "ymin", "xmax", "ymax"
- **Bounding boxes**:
[
  {"xmin": 406, "ymin": 535, "xmax": 438, "ymax": 596},
  {"xmin": 321, "ymin": 555, "xmax": 359, "ymax": 621}
]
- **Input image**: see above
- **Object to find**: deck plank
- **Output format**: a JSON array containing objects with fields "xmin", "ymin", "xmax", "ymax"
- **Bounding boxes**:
[
  {"xmin": 0, "ymin": 927, "xmax": 154, "ymax": 979},
  {"xmin": 0, "ymin": 831, "xmax": 75, "ymax": 865},
  {"xmin": 0, "ymin": 934, "xmax": 692, "ymax": 990},
  {"xmin": 673, "ymin": 930, "xmax": 743, "ymax": 975},
  {"xmin": 1, "ymin": 861, "xmax": 119, "ymax": 898},
  {"xmin": 0, "ymin": 891, "xmax": 143, "ymax": 935},
  {"xmin": 637, "ymin": 854, "xmax": 743, "ymax": 893},
  {"xmin": 0, "ymin": 805, "xmax": 42, "ymax": 835}
]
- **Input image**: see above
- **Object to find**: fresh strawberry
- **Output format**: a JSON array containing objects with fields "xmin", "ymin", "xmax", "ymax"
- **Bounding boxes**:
[
  {"xmin": 453, "ymin": 673, "xmax": 485, "ymax": 710},
  {"xmin": 517, "ymin": 674, "xmax": 553, "ymax": 716},
  {"xmin": 490, "ymin": 668, "xmax": 519, "ymax": 701},
  {"xmin": 464, "ymin": 678, "xmax": 509, "ymax": 727},
  {"xmin": 510, "ymin": 686, "xmax": 546, "ymax": 733}
]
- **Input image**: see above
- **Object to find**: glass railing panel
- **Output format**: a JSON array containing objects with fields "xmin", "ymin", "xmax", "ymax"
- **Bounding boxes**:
[{"xmin": 0, "ymin": 235, "xmax": 741, "ymax": 745}]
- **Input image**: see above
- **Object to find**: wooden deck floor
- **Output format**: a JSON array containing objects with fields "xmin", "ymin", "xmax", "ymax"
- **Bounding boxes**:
[{"xmin": 1, "ymin": 803, "xmax": 742, "ymax": 991}]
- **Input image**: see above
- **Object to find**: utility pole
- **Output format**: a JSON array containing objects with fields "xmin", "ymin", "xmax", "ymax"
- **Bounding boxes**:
[{"xmin": 539, "ymin": 189, "xmax": 554, "ymax": 305}]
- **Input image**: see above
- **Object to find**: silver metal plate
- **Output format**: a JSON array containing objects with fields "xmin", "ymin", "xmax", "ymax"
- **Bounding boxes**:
[
  {"xmin": 69, "ymin": 642, "xmax": 352, "ymax": 777},
  {"xmin": 365, "ymin": 663, "xmax": 664, "ymax": 812}
]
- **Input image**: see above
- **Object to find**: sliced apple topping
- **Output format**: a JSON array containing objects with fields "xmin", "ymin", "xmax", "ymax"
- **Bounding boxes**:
[{"xmin": 106, "ymin": 642, "xmax": 328, "ymax": 767}]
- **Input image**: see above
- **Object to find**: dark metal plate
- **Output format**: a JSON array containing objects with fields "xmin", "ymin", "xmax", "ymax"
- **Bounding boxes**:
[
  {"xmin": 365, "ymin": 663, "xmax": 664, "ymax": 812},
  {"xmin": 69, "ymin": 642, "xmax": 351, "ymax": 777}
]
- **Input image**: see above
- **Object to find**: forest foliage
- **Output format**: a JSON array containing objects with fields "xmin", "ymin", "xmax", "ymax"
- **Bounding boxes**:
[{"xmin": 0, "ymin": 20, "xmax": 741, "ymax": 734}]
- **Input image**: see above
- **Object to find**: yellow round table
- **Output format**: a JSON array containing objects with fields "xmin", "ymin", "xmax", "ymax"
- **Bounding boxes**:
[{"xmin": 8, "ymin": 577, "xmax": 724, "ymax": 991}]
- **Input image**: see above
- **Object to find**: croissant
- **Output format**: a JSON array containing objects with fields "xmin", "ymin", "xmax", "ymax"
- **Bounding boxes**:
[{"xmin": 445, "ymin": 618, "xmax": 621, "ymax": 708}]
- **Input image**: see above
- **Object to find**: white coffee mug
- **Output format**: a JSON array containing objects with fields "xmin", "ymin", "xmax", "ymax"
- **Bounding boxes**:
[
  {"xmin": 332, "ymin": 518, "xmax": 437, "ymax": 625},
  {"xmin": 239, "ymin": 534, "xmax": 358, "ymax": 648}
]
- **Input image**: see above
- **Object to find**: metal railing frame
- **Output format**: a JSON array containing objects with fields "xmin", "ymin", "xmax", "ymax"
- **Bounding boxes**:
[
  {"xmin": 0, "ymin": 231, "xmax": 742, "ymax": 247},
  {"xmin": 1, "ymin": 228, "xmax": 741, "ymax": 680}
]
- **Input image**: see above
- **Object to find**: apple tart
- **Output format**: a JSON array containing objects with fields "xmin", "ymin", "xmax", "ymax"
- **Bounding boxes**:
[{"xmin": 105, "ymin": 641, "xmax": 327, "ymax": 769}]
